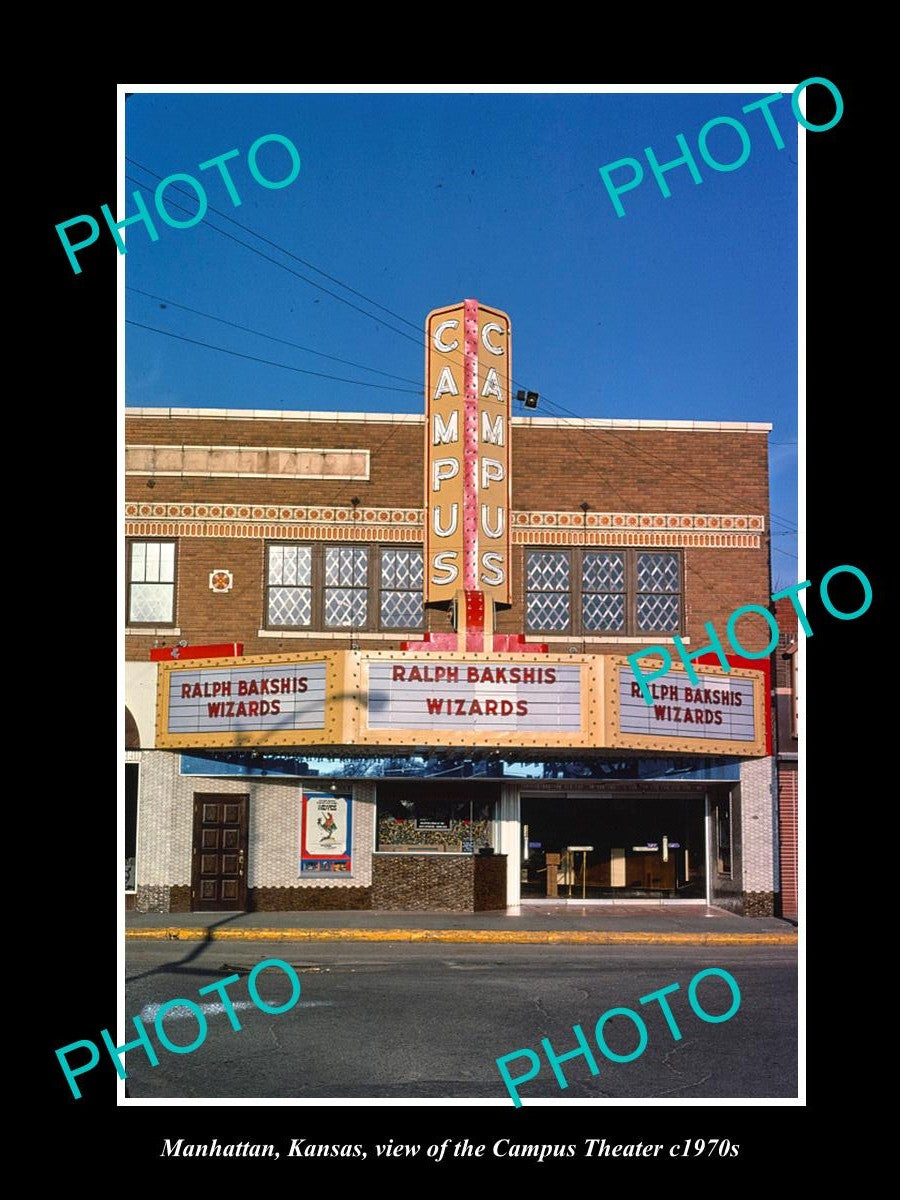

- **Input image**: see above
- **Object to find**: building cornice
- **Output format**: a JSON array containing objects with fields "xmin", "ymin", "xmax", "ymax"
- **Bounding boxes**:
[{"xmin": 125, "ymin": 407, "xmax": 773, "ymax": 434}]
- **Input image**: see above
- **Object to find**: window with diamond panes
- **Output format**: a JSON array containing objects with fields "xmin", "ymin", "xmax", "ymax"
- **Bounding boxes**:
[
  {"xmin": 582, "ymin": 551, "xmax": 626, "ymax": 631},
  {"xmin": 526, "ymin": 548, "xmax": 682, "ymax": 636},
  {"xmin": 325, "ymin": 547, "xmax": 368, "ymax": 628},
  {"xmin": 380, "ymin": 548, "xmax": 424, "ymax": 628},
  {"xmin": 526, "ymin": 551, "xmax": 571, "ymax": 631},
  {"xmin": 128, "ymin": 540, "xmax": 176, "ymax": 624},
  {"xmin": 267, "ymin": 545, "xmax": 312, "ymax": 627},
  {"xmin": 636, "ymin": 552, "xmax": 681, "ymax": 632}
]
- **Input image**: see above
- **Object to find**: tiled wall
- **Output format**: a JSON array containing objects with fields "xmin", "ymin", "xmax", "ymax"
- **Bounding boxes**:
[
  {"xmin": 133, "ymin": 750, "xmax": 375, "ymax": 912},
  {"xmin": 371, "ymin": 854, "xmax": 507, "ymax": 912},
  {"xmin": 738, "ymin": 755, "xmax": 778, "ymax": 916}
]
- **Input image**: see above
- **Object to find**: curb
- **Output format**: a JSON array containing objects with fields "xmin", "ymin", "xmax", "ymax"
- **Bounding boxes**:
[{"xmin": 125, "ymin": 928, "xmax": 797, "ymax": 946}]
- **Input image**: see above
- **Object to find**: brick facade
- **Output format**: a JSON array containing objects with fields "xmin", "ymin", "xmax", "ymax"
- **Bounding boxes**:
[
  {"xmin": 133, "ymin": 751, "xmax": 376, "ymax": 912},
  {"xmin": 125, "ymin": 411, "xmax": 771, "ymax": 660},
  {"xmin": 125, "ymin": 408, "xmax": 778, "ymax": 916}
]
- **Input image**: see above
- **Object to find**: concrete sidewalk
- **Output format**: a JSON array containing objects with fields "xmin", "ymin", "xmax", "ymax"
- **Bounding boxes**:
[{"xmin": 125, "ymin": 904, "xmax": 798, "ymax": 945}]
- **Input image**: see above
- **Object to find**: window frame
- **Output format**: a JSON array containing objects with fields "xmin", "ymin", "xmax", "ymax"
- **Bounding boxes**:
[
  {"xmin": 376, "ymin": 545, "xmax": 426, "ymax": 632},
  {"xmin": 126, "ymin": 538, "xmax": 178, "ymax": 627},
  {"xmin": 264, "ymin": 542, "xmax": 426, "ymax": 633},
  {"xmin": 525, "ymin": 546, "xmax": 684, "ymax": 638},
  {"xmin": 715, "ymin": 793, "xmax": 733, "ymax": 878},
  {"xmin": 323, "ymin": 544, "xmax": 371, "ymax": 631}
]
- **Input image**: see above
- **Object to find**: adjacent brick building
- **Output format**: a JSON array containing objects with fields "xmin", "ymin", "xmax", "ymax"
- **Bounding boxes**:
[
  {"xmin": 774, "ymin": 597, "xmax": 799, "ymax": 920},
  {"xmin": 124, "ymin": 400, "xmax": 779, "ymax": 917}
]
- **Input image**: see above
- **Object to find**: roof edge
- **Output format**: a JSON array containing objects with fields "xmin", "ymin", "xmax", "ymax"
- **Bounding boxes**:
[{"xmin": 125, "ymin": 408, "xmax": 774, "ymax": 433}]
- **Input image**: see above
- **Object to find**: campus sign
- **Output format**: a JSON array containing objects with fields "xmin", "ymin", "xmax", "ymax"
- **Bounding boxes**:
[{"xmin": 424, "ymin": 300, "xmax": 512, "ymax": 605}]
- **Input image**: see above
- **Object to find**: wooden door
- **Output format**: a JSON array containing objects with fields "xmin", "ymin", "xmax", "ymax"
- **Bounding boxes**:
[{"xmin": 191, "ymin": 794, "xmax": 248, "ymax": 912}]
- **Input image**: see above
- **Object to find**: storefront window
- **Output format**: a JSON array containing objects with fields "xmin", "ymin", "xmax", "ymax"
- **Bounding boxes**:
[
  {"xmin": 376, "ymin": 782, "xmax": 497, "ymax": 853},
  {"xmin": 716, "ymin": 796, "xmax": 732, "ymax": 876},
  {"xmin": 520, "ymin": 793, "xmax": 707, "ymax": 900}
]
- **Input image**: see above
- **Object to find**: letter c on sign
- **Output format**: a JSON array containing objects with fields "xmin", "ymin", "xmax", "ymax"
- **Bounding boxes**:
[
  {"xmin": 481, "ymin": 323, "xmax": 504, "ymax": 355},
  {"xmin": 433, "ymin": 320, "xmax": 459, "ymax": 353}
]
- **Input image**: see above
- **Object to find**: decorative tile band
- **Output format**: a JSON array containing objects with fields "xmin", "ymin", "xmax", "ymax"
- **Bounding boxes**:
[
  {"xmin": 124, "ymin": 519, "xmax": 759, "ymax": 550},
  {"xmin": 515, "ymin": 531, "xmax": 762, "ymax": 549},
  {"xmin": 125, "ymin": 502, "xmax": 421, "ymax": 524},
  {"xmin": 514, "ymin": 511, "xmax": 765, "ymax": 532},
  {"xmin": 125, "ymin": 502, "xmax": 764, "ymax": 532}
]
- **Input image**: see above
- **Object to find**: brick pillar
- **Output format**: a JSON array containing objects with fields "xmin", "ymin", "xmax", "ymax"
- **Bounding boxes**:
[{"xmin": 777, "ymin": 764, "xmax": 798, "ymax": 919}]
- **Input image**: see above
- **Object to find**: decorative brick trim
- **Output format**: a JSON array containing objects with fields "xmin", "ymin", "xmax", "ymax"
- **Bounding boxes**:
[
  {"xmin": 125, "ymin": 502, "xmax": 422, "ymax": 523},
  {"xmin": 126, "ymin": 445, "xmax": 371, "ymax": 481},
  {"xmin": 515, "ymin": 531, "xmax": 761, "ymax": 549},
  {"xmin": 125, "ymin": 504, "xmax": 764, "ymax": 550},
  {"xmin": 513, "ymin": 511, "xmax": 764, "ymax": 532}
]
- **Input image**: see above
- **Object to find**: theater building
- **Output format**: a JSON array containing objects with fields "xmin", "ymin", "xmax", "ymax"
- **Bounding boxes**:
[{"xmin": 124, "ymin": 300, "xmax": 779, "ymax": 916}]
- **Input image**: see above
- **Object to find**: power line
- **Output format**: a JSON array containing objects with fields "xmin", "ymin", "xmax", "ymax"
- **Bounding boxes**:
[
  {"xmin": 125, "ymin": 159, "xmax": 796, "ymax": 535},
  {"xmin": 124, "ymin": 166, "xmax": 426, "ymax": 352},
  {"xmin": 127, "ymin": 286, "xmax": 421, "ymax": 387},
  {"xmin": 125, "ymin": 160, "xmax": 797, "ymax": 534},
  {"xmin": 127, "ymin": 156, "xmax": 424, "ymax": 335},
  {"xmin": 126, "ymin": 319, "xmax": 421, "ymax": 393}
]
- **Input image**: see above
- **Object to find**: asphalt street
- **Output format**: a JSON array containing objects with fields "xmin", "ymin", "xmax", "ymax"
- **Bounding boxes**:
[{"xmin": 122, "ymin": 943, "xmax": 798, "ymax": 1101}]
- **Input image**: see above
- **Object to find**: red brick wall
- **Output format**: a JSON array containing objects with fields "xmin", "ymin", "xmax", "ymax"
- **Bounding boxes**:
[
  {"xmin": 126, "ymin": 414, "xmax": 771, "ymax": 660},
  {"xmin": 125, "ymin": 417, "xmax": 769, "ymax": 513},
  {"xmin": 778, "ymin": 764, "xmax": 798, "ymax": 919}
]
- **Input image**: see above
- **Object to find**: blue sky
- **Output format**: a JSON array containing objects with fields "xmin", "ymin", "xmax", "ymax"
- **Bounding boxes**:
[{"xmin": 124, "ymin": 88, "xmax": 799, "ymax": 572}]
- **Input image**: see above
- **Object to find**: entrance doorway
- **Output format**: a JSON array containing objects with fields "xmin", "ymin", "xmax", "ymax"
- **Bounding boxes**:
[
  {"xmin": 191, "ymin": 794, "xmax": 249, "ymax": 911},
  {"xmin": 520, "ymin": 794, "xmax": 707, "ymax": 900}
]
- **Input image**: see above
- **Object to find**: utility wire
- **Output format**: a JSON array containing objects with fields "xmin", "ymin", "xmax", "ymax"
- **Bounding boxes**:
[
  {"xmin": 124, "ymin": 167, "xmax": 426, "ymax": 352},
  {"xmin": 125, "ymin": 161, "xmax": 797, "ymax": 533},
  {"xmin": 126, "ymin": 320, "xmax": 421, "ymax": 393},
  {"xmin": 127, "ymin": 155, "xmax": 424, "ymax": 334},
  {"xmin": 127, "ymin": 285, "xmax": 421, "ymax": 387}
]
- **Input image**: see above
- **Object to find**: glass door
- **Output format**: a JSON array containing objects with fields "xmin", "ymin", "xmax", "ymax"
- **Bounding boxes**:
[{"xmin": 520, "ymin": 794, "xmax": 706, "ymax": 899}]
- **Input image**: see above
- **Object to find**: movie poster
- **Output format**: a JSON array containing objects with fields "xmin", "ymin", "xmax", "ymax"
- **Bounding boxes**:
[{"xmin": 300, "ymin": 790, "xmax": 352, "ymax": 874}]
